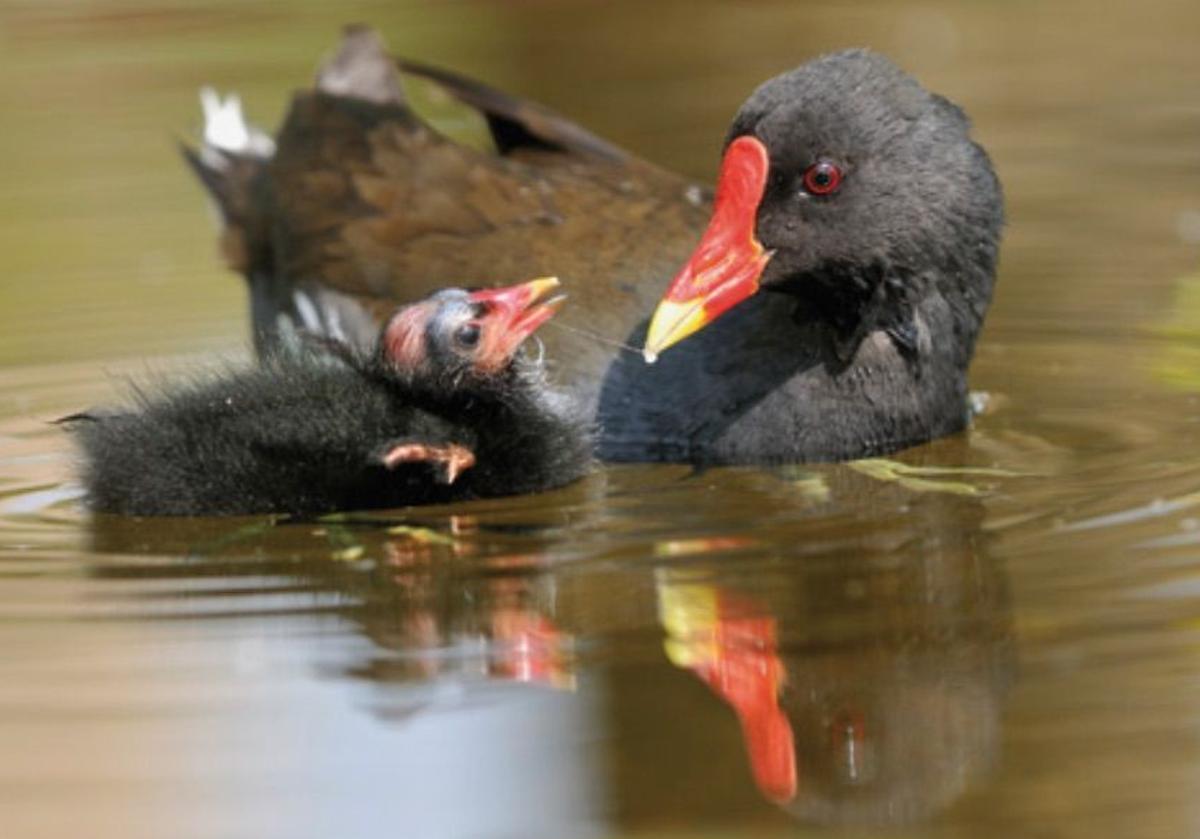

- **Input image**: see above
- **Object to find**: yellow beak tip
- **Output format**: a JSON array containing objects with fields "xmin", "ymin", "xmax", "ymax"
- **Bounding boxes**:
[
  {"xmin": 643, "ymin": 298, "xmax": 709, "ymax": 359},
  {"xmin": 526, "ymin": 276, "xmax": 561, "ymax": 295}
]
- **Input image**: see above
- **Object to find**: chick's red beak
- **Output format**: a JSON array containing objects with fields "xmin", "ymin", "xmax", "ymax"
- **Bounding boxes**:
[
  {"xmin": 644, "ymin": 135, "xmax": 773, "ymax": 358},
  {"xmin": 469, "ymin": 276, "xmax": 565, "ymax": 371}
]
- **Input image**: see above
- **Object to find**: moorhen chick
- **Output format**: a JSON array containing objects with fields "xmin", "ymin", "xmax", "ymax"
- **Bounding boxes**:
[
  {"xmin": 65, "ymin": 278, "xmax": 593, "ymax": 516},
  {"xmin": 185, "ymin": 27, "xmax": 1002, "ymax": 464}
]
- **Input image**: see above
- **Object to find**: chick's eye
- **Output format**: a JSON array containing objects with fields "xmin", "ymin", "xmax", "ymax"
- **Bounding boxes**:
[
  {"xmin": 454, "ymin": 323, "xmax": 481, "ymax": 349},
  {"xmin": 802, "ymin": 160, "xmax": 843, "ymax": 196}
]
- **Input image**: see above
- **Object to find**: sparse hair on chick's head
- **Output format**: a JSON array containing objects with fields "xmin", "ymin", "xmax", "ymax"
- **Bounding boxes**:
[{"xmin": 380, "ymin": 279, "xmax": 564, "ymax": 381}]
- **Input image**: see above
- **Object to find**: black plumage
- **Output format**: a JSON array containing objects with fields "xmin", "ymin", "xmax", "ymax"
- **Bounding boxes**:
[
  {"xmin": 599, "ymin": 49, "xmax": 1004, "ymax": 463},
  {"xmin": 66, "ymin": 282, "xmax": 592, "ymax": 517},
  {"xmin": 183, "ymin": 32, "xmax": 1004, "ymax": 464}
]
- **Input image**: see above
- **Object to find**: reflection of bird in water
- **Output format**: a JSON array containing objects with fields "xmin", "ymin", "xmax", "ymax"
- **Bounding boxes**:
[
  {"xmin": 83, "ymin": 450, "xmax": 1016, "ymax": 827},
  {"xmin": 649, "ymin": 469, "xmax": 1014, "ymax": 826},
  {"xmin": 658, "ymin": 575, "xmax": 797, "ymax": 801},
  {"xmin": 361, "ymin": 526, "xmax": 576, "ymax": 691},
  {"xmin": 85, "ymin": 510, "xmax": 582, "ymax": 696}
]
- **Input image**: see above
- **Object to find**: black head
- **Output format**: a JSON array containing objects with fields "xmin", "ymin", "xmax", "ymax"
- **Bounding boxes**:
[
  {"xmin": 379, "ymin": 277, "xmax": 564, "ymax": 383},
  {"xmin": 644, "ymin": 49, "xmax": 1003, "ymax": 359}
]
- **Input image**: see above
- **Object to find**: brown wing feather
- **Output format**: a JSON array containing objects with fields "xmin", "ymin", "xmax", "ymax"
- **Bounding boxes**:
[
  {"xmin": 397, "ymin": 58, "xmax": 628, "ymax": 163},
  {"xmin": 187, "ymin": 26, "xmax": 710, "ymax": 387}
]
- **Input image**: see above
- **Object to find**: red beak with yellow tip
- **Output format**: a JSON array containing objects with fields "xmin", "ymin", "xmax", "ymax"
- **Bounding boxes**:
[{"xmin": 644, "ymin": 136, "xmax": 773, "ymax": 359}]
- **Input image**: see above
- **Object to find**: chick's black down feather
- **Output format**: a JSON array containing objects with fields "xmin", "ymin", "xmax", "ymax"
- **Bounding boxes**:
[{"xmin": 68, "ymin": 351, "xmax": 593, "ymax": 517}]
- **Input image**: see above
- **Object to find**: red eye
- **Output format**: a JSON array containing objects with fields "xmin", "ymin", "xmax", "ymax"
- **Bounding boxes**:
[{"xmin": 802, "ymin": 161, "xmax": 843, "ymax": 196}]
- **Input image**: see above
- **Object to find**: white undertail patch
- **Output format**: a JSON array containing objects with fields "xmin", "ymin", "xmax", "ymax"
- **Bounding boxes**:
[
  {"xmin": 292, "ymin": 291, "xmax": 322, "ymax": 332},
  {"xmin": 199, "ymin": 87, "xmax": 276, "ymax": 158}
]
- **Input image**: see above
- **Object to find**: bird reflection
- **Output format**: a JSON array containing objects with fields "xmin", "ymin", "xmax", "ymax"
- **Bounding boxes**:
[
  {"xmin": 646, "ymin": 462, "xmax": 1014, "ymax": 826},
  {"xmin": 358, "ymin": 523, "xmax": 574, "ymax": 690},
  {"xmin": 85, "ymin": 505, "xmax": 581, "ymax": 696},
  {"xmin": 84, "ymin": 455, "xmax": 1016, "ymax": 829},
  {"xmin": 657, "ymin": 574, "xmax": 796, "ymax": 802}
]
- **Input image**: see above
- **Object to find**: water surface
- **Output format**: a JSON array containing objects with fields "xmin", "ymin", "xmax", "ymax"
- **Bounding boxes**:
[{"xmin": 3, "ymin": 1, "xmax": 1200, "ymax": 837}]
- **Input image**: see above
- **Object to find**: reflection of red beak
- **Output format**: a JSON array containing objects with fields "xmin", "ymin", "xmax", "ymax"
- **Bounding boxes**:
[
  {"xmin": 702, "ymin": 609, "xmax": 797, "ymax": 804},
  {"xmin": 659, "ymin": 580, "xmax": 797, "ymax": 803},
  {"xmin": 490, "ymin": 609, "xmax": 573, "ymax": 689},
  {"xmin": 644, "ymin": 136, "xmax": 772, "ymax": 358},
  {"xmin": 469, "ymin": 276, "xmax": 565, "ymax": 371}
]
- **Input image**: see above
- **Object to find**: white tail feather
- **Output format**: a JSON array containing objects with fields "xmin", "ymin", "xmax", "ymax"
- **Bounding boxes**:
[{"xmin": 198, "ymin": 86, "xmax": 275, "ymax": 158}]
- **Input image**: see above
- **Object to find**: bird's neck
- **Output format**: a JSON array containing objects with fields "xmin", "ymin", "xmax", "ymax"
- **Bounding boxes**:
[
  {"xmin": 779, "ymin": 259, "xmax": 987, "ymax": 373},
  {"xmin": 775, "ymin": 260, "xmax": 897, "ymax": 368}
]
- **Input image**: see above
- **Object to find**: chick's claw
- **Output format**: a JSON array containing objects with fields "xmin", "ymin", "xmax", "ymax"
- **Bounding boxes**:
[{"xmin": 381, "ymin": 442, "xmax": 477, "ymax": 485}]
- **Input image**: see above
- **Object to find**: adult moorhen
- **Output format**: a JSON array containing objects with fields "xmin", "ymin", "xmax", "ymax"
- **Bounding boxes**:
[
  {"xmin": 65, "ymin": 278, "xmax": 593, "ymax": 516},
  {"xmin": 185, "ymin": 26, "xmax": 1002, "ymax": 464}
]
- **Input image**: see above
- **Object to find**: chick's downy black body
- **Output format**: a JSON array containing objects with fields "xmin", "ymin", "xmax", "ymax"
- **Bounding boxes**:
[{"xmin": 69, "ymin": 284, "xmax": 592, "ymax": 517}]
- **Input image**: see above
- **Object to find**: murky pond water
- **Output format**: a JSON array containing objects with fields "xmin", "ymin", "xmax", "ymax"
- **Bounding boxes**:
[{"xmin": 4, "ymin": 1, "xmax": 1200, "ymax": 837}]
